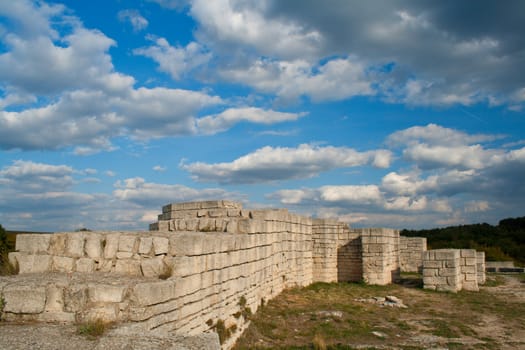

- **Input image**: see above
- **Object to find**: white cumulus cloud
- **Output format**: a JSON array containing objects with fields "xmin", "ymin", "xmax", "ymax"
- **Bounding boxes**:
[{"xmin": 182, "ymin": 144, "xmax": 392, "ymax": 184}]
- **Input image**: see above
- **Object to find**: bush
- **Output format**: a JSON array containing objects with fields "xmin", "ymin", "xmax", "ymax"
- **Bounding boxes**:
[
  {"xmin": 0, "ymin": 224, "xmax": 16, "ymax": 275},
  {"xmin": 77, "ymin": 319, "xmax": 112, "ymax": 338}
]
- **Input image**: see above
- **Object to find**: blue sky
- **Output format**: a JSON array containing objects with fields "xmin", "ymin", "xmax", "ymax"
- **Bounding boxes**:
[{"xmin": 1, "ymin": 0, "xmax": 524, "ymax": 231}]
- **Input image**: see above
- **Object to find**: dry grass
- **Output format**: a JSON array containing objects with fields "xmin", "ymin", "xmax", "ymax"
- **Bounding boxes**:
[
  {"xmin": 233, "ymin": 274, "xmax": 525, "ymax": 350},
  {"xmin": 77, "ymin": 319, "xmax": 112, "ymax": 339}
]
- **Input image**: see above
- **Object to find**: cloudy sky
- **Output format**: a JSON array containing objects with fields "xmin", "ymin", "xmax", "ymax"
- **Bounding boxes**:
[{"xmin": 1, "ymin": 0, "xmax": 524, "ymax": 232}]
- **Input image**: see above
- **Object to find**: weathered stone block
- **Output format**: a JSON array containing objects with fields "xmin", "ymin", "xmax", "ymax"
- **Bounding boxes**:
[
  {"xmin": 49, "ymin": 234, "xmax": 67, "ymax": 255},
  {"xmin": 114, "ymin": 259, "xmax": 142, "ymax": 276},
  {"xmin": 118, "ymin": 235, "xmax": 137, "ymax": 253},
  {"xmin": 17, "ymin": 254, "xmax": 52, "ymax": 273},
  {"xmin": 15, "ymin": 234, "xmax": 52, "ymax": 254},
  {"xmin": 53, "ymin": 256, "xmax": 75, "ymax": 273},
  {"xmin": 45, "ymin": 284, "xmax": 65, "ymax": 312},
  {"xmin": 133, "ymin": 280, "xmax": 176, "ymax": 306},
  {"xmin": 84, "ymin": 304, "xmax": 119, "ymax": 322},
  {"xmin": 152, "ymin": 237, "xmax": 169, "ymax": 255},
  {"xmin": 140, "ymin": 256, "xmax": 166, "ymax": 277},
  {"xmin": 85, "ymin": 234, "xmax": 103, "ymax": 259},
  {"xmin": 138, "ymin": 236, "xmax": 153, "ymax": 255},
  {"xmin": 88, "ymin": 284, "xmax": 127, "ymax": 303},
  {"xmin": 64, "ymin": 284, "xmax": 88, "ymax": 312},
  {"xmin": 7, "ymin": 251, "xmax": 20, "ymax": 270},
  {"xmin": 97, "ymin": 259, "xmax": 114, "ymax": 272},
  {"xmin": 76, "ymin": 258, "xmax": 95, "ymax": 273},
  {"xmin": 460, "ymin": 249, "xmax": 477, "ymax": 258},
  {"xmin": 104, "ymin": 234, "xmax": 120, "ymax": 259},
  {"xmin": 65, "ymin": 234, "xmax": 85, "ymax": 258},
  {"xmin": 3, "ymin": 285, "xmax": 46, "ymax": 313},
  {"xmin": 116, "ymin": 251, "xmax": 134, "ymax": 259}
]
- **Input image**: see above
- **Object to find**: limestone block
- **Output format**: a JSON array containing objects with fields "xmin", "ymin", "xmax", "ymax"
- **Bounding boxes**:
[
  {"xmin": 222, "ymin": 200, "xmax": 242, "ymax": 209},
  {"xmin": 227, "ymin": 209, "xmax": 242, "ymax": 217},
  {"xmin": 461, "ymin": 249, "xmax": 477, "ymax": 258},
  {"xmin": 169, "ymin": 233, "xmax": 204, "ymax": 256},
  {"xmin": 141, "ymin": 256, "xmax": 167, "ymax": 277},
  {"xmin": 98, "ymin": 259, "xmax": 114, "ymax": 272},
  {"xmin": 133, "ymin": 280, "xmax": 177, "ymax": 306},
  {"xmin": 85, "ymin": 234, "xmax": 103, "ymax": 259},
  {"xmin": 200, "ymin": 200, "xmax": 225, "ymax": 209},
  {"xmin": 185, "ymin": 219, "xmax": 199, "ymax": 231},
  {"xmin": 76, "ymin": 258, "xmax": 95, "ymax": 273},
  {"xmin": 65, "ymin": 234, "xmax": 85, "ymax": 258},
  {"xmin": 7, "ymin": 251, "xmax": 20, "ymax": 270},
  {"xmin": 17, "ymin": 254, "xmax": 52, "ymax": 273},
  {"xmin": 464, "ymin": 257, "xmax": 477, "ymax": 266},
  {"xmin": 15, "ymin": 234, "xmax": 52, "ymax": 253},
  {"xmin": 174, "ymin": 219, "xmax": 186, "ymax": 231},
  {"xmin": 114, "ymin": 259, "xmax": 142, "ymax": 276},
  {"xmin": 45, "ymin": 284, "xmax": 65, "ymax": 312},
  {"xmin": 225, "ymin": 219, "xmax": 239, "ymax": 234},
  {"xmin": 153, "ymin": 237, "xmax": 169, "ymax": 255},
  {"xmin": 118, "ymin": 235, "xmax": 138, "ymax": 253},
  {"xmin": 116, "ymin": 251, "xmax": 134, "ymax": 259},
  {"xmin": 64, "ymin": 284, "xmax": 88, "ymax": 312},
  {"xmin": 49, "ymin": 234, "xmax": 67, "ymax": 255},
  {"xmin": 215, "ymin": 218, "xmax": 228, "ymax": 232},
  {"xmin": 157, "ymin": 220, "xmax": 169, "ymax": 231},
  {"xmin": 53, "ymin": 256, "xmax": 75, "ymax": 273},
  {"xmin": 139, "ymin": 236, "xmax": 153, "ymax": 255},
  {"xmin": 84, "ymin": 304, "xmax": 119, "ymax": 322},
  {"xmin": 88, "ymin": 284, "xmax": 127, "ymax": 303},
  {"xmin": 3, "ymin": 284, "xmax": 46, "ymax": 313}
]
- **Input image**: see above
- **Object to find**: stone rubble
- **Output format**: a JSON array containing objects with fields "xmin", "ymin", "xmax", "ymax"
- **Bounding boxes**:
[{"xmin": 354, "ymin": 295, "xmax": 408, "ymax": 308}]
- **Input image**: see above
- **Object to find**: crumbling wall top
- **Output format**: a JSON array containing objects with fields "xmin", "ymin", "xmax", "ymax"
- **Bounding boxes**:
[{"xmin": 162, "ymin": 200, "xmax": 242, "ymax": 213}]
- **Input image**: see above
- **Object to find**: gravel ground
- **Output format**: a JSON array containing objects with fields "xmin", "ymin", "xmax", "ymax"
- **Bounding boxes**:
[{"xmin": 0, "ymin": 323, "xmax": 220, "ymax": 350}]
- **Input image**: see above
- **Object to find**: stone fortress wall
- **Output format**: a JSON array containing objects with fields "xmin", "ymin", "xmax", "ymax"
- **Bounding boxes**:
[
  {"xmin": 1, "ymin": 200, "xmax": 486, "ymax": 348},
  {"xmin": 399, "ymin": 236, "xmax": 427, "ymax": 273}
]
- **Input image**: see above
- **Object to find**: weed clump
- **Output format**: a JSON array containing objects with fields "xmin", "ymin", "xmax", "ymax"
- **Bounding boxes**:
[{"xmin": 77, "ymin": 319, "xmax": 112, "ymax": 338}]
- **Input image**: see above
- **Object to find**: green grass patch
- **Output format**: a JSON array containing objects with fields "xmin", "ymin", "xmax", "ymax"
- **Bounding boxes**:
[
  {"xmin": 77, "ymin": 319, "xmax": 112, "ymax": 338},
  {"xmin": 483, "ymin": 274, "xmax": 506, "ymax": 287}
]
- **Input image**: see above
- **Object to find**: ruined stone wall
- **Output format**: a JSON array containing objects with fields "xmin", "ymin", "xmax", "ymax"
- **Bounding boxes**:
[
  {"xmin": 476, "ymin": 252, "xmax": 486, "ymax": 285},
  {"xmin": 5, "ymin": 201, "xmax": 313, "ymax": 348},
  {"xmin": 2, "ymin": 200, "xmax": 407, "ymax": 349},
  {"xmin": 311, "ymin": 219, "xmax": 362, "ymax": 283},
  {"xmin": 399, "ymin": 236, "xmax": 427, "ymax": 273},
  {"xmin": 423, "ymin": 249, "xmax": 462, "ymax": 292},
  {"xmin": 459, "ymin": 249, "xmax": 479, "ymax": 291},
  {"xmin": 422, "ymin": 249, "xmax": 485, "ymax": 292},
  {"xmin": 360, "ymin": 228, "xmax": 400, "ymax": 285}
]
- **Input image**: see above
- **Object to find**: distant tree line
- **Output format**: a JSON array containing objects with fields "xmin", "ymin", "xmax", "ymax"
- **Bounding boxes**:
[{"xmin": 402, "ymin": 216, "xmax": 525, "ymax": 266}]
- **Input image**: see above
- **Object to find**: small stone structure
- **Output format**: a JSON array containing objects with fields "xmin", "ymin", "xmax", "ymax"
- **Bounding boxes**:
[
  {"xmin": 423, "ymin": 249, "xmax": 486, "ymax": 292},
  {"xmin": 0, "ymin": 200, "xmax": 484, "ymax": 348},
  {"xmin": 399, "ymin": 236, "xmax": 427, "ymax": 273}
]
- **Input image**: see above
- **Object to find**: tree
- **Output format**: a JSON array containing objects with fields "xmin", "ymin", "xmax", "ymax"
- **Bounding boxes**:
[{"xmin": 0, "ymin": 224, "xmax": 8, "ymax": 254}]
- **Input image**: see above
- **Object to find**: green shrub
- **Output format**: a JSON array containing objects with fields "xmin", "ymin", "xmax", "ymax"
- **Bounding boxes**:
[{"xmin": 77, "ymin": 319, "xmax": 111, "ymax": 338}]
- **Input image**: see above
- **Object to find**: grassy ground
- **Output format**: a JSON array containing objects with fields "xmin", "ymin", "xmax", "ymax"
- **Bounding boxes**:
[{"xmin": 234, "ymin": 274, "xmax": 525, "ymax": 350}]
